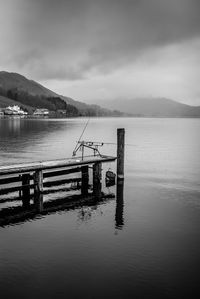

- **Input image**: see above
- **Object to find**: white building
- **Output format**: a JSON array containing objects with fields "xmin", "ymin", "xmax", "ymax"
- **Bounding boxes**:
[
  {"xmin": 4, "ymin": 105, "xmax": 28, "ymax": 116},
  {"xmin": 33, "ymin": 109, "xmax": 49, "ymax": 116}
]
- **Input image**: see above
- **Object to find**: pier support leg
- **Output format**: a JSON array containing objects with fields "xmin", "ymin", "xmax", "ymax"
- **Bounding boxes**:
[
  {"xmin": 117, "ymin": 128, "xmax": 125, "ymax": 180},
  {"xmin": 93, "ymin": 162, "xmax": 102, "ymax": 198},
  {"xmin": 81, "ymin": 166, "xmax": 89, "ymax": 196},
  {"xmin": 33, "ymin": 170, "xmax": 43, "ymax": 212},
  {"xmin": 21, "ymin": 173, "xmax": 30, "ymax": 207}
]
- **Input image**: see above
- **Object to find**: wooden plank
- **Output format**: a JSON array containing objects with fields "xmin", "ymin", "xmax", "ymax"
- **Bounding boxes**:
[
  {"xmin": 0, "ymin": 175, "xmax": 22, "ymax": 185},
  {"xmin": 44, "ymin": 177, "xmax": 81, "ymax": 187},
  {"xmin": 0, "ymin": 155, "xmax": 116, "ymax": 175},
  {"xmin": 43, "ymin": 167, "xmax": 81, "ymax": 178},
  {"xmin": 0, "ymin": 178, "xmax": 81, "ymax": 195},
  {"xmin": 0, "ymin": 185, "xmax": 28, "ymax": 195},
  {"xmin": 0, "ymin": 167, "xmax": 81, "ymax": 185}
]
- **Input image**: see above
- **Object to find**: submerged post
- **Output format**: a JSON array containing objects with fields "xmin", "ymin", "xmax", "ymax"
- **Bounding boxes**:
[
  {"xmin": 93, "ymin": 162, "xmax": 102, "ymax": 198},
  {"xmin": 33, "ymin": 170, "xmax": 43, "ymax": 212},
  {"xmin": 81, "ymin": 165, "xmax": 89, "ymax": 196},
  {"xmin": 117, "ymin": 128, "xmax": 125, "ymax": 180},
  {"xmin": 115, "ymin": 179, "xmax": 124, "ymax": 229},
  {"xmin": 21, "ymin": 173, "xmax": 30, "ymax": 207}
]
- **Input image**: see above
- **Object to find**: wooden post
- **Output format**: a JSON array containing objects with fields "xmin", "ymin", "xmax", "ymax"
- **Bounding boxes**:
[
  {"xmin": 117, "ymin": 128, "xmax": 125, "ymax": 180},
  {"xmin": 21, "ymin": 173, "xmax": 30, "ymax": 207},
  {"xmin": 81, "ymin": 165, "xmax": 89, "ymax": 196},
  {"xmin": 93, "ymin": 162, "xmax": 102, "ymax": 198},
  {"xmin": 115, "ymin": 179, "xmax": 124, "ymax": 229},
  {"xmin": 33, "ymin": 170, "xmax": 43, "ymax": 212}
]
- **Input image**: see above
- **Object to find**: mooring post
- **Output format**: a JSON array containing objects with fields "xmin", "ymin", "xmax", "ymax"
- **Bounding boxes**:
[
  {"xmin": 115, "ymin": 179, "xmax": 124, "ymax": 229},
  {"xmin": 21, "ymin": 173, "xmax": 31, "ymax": 207},
  {"xmin": 33, "ymin": 170, "xmax": 43, "ymax": 212},
  {"xmin": 117, "ymin": 128, "xmax": 125, "ymax": 180},
  {"xmin": 81, "ymin": 165, "xmax": 89, "ymax": 196},
  {"xmin": 93, "ymin": 162, "xmax": 102, "ymax": 198}
]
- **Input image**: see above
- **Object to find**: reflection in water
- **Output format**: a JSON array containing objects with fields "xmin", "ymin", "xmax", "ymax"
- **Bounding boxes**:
[
  {"xmin": 0, "ymin": 192, "xmax": 115, "ymax": 228},
  {"xmin": 7, "ymin": 117, "xmax": 21, "ymax": 133},
  {"xmin": 1, "ymin": 118, "xmax": 200, "ymax": 298},
  {"xmin": 115, "ymin": 179, "xmax": 124, "ymax": 229}
]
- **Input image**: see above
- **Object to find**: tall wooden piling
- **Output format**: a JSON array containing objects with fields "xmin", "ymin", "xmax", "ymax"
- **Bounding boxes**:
[
  {"xmin": 115, "ymin": 179, "xmax": 124, "ymax": 229},
  {"xmin": 21, "ymin": 173, "xmax": 30, "ymax": 207},
  {"xmin": 33, "ymin": 170, "xmax": 43, "ymax": 212},
  {"xmin": 81, "ymin": 165, "xmax": 89, "ymax": 196},
  {"xmin": 117, "ymin": 128, "xmax": 125, "ymax": 180},
  {"xmin": 93, "ymin": 162, "xmax": 102, "ymax": 198}
]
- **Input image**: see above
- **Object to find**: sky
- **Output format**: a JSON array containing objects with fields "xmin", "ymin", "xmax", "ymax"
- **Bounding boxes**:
[{"xmin": 0, "ymin": 0, "xmax": 200, "ymax": 105}]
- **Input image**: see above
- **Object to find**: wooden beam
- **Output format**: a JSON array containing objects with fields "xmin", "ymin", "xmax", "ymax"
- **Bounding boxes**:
[
  {"xmin": 21, "ymin": 173, "xmax": 31, "ymax": 207},
  {"xmin": 44, "ymin": 177, "xmax": 81, "ymax": 187},
  {"xmin": 0, "ymin": 156, "xmax": 116, "ymax": 175},
  {"xmin": 43, "ymin": 167, "xmax": 81, "ymax": 178},
  {"xmin": 81, "ymin": 165, "xmax": 89, "ymax": 196},
  {"xmin": 33, "ymin": 170, "xmax": 43, "ymax": 212},
  {"xmin": 117, "ymin": 128, "xmax": 125, "ymax": 180},
  {"xmin": 93, "ymin": 162, "xmax": 102, "ymax": 198},
  {"xmin": 0, "ymin": 175, "xmax": 21, "ymax": 185}
]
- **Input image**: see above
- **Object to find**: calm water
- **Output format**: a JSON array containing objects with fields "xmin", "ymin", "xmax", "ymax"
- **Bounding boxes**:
[{"xmin": 1, "ymin": 117, "xmax": 200, "ymax": 299}]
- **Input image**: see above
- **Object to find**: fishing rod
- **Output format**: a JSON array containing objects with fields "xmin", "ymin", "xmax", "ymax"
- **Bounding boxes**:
[
  {"xmin": 72, "ymin": 119, "xmax": 136, "ymax": 159},
  {"xmin": 72, "ymin": 118, "xmax": 90, "ymax": 157},
  {"xmin": 76, "ymin": 140, "xmax": 137, "ymax": 146}
]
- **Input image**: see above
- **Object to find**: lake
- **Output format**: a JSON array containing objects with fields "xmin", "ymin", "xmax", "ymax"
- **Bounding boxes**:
[{"xmin": 0, "ymin": 117, "xmax": 200, "ymax": 299}]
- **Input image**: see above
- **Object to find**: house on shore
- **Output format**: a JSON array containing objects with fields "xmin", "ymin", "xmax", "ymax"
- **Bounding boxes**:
[
  {"xmin": 4, "ymin": 105, "xmax": 28, "ymax": 116},
  {"xmin": 33, "ymin": 109, "xmax": 49, "ymax": 116}
]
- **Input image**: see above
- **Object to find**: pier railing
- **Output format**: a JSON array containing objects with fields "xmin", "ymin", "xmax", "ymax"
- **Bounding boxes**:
[
  {"xmin": 0, "ymin": 128, "xmax": 125, "ymax": 225},
  {"xmin": 0, "ymin": 155, "xmax": 117, "ymax": 207}
]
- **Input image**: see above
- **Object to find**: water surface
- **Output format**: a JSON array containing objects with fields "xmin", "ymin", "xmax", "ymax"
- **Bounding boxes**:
[{"xmin": 1, "ymin": 117, "xmax": 200, "ymax": 298}]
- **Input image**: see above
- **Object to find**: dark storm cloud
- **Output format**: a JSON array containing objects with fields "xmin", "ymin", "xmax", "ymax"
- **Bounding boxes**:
[
  {"xmin": 4, "ymin": 0, "xmax": 200, "ymax": 80},
  {"xmin": 1, "ymin": 0, "xmax": 200, "ymax": 104}
]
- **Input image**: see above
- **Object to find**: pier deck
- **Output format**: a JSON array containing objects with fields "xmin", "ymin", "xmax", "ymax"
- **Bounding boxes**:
[{"xmin": 0, "ymin": 155, "xmax": 116, "ymax": 175}]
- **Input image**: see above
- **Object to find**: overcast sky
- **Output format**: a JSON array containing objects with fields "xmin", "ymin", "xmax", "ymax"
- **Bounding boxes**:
[{"xmin": 0, "ymin": 0, "xmax": 200, "ymax": 105}]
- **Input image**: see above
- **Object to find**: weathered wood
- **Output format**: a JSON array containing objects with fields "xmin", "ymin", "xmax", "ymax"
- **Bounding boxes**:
[
  {"xmin": 0, "ymin": 184, "xmax": 34, "ymax": 195},
  {"xmin": 43, "ymin": 167, "xmax": 81, "ymax": 178},
  {"xmin": 0, "ymin": 156, "xmax": 116, "ymax": 176},
  {"xmin": 44, "ymin": 177, "xmax": 81, "ymax": 187},
  {"xmin": 93, "ymin": 162, "xmax": 102, "ymax": 198},
  {"xmin": 117, "ymin": 128, "xmax": 125, "ymax": 179},
  {"xmin": 0, "ymin": 175, "xmax": 21, "ymax": 185},
  {"xmin": 33, "ymin": 170, "xmax": 43, "ymax": 212},
  {"xmin": 21, "ymin": 173, "xmax": 31, "ymax": 207},
  {"xmin": 33, "ymin": 170, "xmax": 43, "ymax": 193},
  {"xmin": 81, "ymin": 165, "xmax": 89, "ymax": 196},
  {"xmin": 115, "ymin": 179, "xmax": 124, "ymax": 229}
]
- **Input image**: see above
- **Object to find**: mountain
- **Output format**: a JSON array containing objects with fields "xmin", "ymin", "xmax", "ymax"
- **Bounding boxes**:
[
  {"xmin": 97, "ymin": 97, "xmax": 200, "ymax": 117},
  {"xmin": 1, "ymin": 71, "xmax": 199, "ymax": 117},
  {"xmin": 0, "ymin": 71, "xmax": 123, "ymax": 116}
]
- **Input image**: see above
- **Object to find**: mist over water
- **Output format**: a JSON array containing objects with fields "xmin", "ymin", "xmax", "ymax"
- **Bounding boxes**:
[{"xmin": 0, "ymin": 117, "xmax": 200, "ymax": 298}]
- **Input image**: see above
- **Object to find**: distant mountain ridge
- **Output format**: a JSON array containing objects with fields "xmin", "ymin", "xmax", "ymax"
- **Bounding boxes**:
[
  {"xmin": 0, "ymin": 71, "xmax": 123, "ymax": 116},
  {"xmin": 1, "ymin": 71, "xmax": 200, "ymax": 117},
  {"xmin": 98, "ymin": 97, "xmax": 200, "ymax": 117}
]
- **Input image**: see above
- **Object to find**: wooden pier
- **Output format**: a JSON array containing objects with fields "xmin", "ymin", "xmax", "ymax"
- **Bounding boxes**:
[{"xmin": 0, "ymin": 128, "xmax": 125, "ymax": 225}]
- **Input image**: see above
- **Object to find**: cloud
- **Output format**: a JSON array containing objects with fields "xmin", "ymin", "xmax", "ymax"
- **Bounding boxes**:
[
  {"xmin": 48, "ymin": 38, "xmax": 200, "ymax": 105},
  {"xmin": 0, "ymin": 0, "xmax": 200, "ymax": 104}
]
